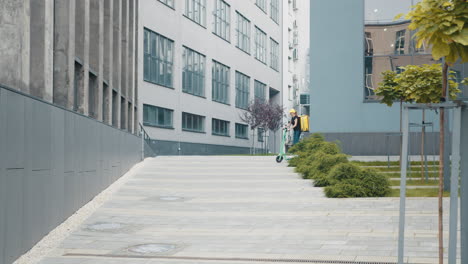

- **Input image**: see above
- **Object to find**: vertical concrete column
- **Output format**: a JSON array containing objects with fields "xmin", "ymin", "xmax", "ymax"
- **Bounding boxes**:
[
  {"xmin": 120, "ymin": 0, "xmax": 128, "ymax": 131},
  {"xmin": 460, "ymin": 106, "xmax": 468, "ymax": 264},
  {"xmin": 0, "ymin": 0, "xmax": 30, "ymax": 92},
  {"xmin": 103, "ymin": 0, "xmax": 113, "ymax": 125},
  {"xmin": 53, "ymin": 0, "xmax": 76, "ymax": 109},
  {"xmin": 30, "ymin": 0, "xmax": 54, "ymax": 101},
  {"xmin": 134, "ymin": 0, "xmax": 139, "ymax": 133},
  {"xmin": 113, "ymin": 0, "xmax": 122, "ymax": 128},
  {"xmin": 75, "ymin": 0, "xmax": 91, "ymax": 115},
  {"xmin": 98, "ymin": 0, "xmax": 104, "ymax": 121},
  {"xmin": 128, "ymin": 0, "xmax": 135, "ymax": 133},
  {"xmin": 89, "ymin": 0, "xmax": 102, "ymax": 120}
]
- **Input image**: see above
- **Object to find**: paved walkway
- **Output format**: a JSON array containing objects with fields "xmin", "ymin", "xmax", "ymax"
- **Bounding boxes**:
[{"xmin": 38, "ymin": 156, "xmax": 457, "ymax": 264}]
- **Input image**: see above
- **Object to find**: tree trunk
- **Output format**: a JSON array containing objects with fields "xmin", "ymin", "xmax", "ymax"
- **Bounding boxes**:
[
  {"xmin": 438, "ymin": 62, "xmax": 449, "ymax": 264},
  {"xmin": 421, "ymin": 110, "xmax": 425, "ymax": 181}
]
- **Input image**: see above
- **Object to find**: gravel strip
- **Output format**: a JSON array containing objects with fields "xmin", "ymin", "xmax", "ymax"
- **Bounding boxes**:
[{"xmin": 12, "ymin": 159, "xmax": 148, "ymax": 264}]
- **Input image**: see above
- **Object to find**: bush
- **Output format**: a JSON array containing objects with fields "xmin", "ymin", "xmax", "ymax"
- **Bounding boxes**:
[
  {"xmin": 324, "ymin": 182, "xmax": 367, "ymax": 198},
  {"xmin": 328, "ymin": 163, "xmax": 362, "ymax": 181},
  {"xmin": 313, "ymin": 173, "xmax": 335, "ymax": 187},
  {"xmin": 286, "ymin": 133, "xmax": 390, "ymax": 198},
  {"xmin": 357, "ymin": 168, "xmax": 391, "ymax": 197}
]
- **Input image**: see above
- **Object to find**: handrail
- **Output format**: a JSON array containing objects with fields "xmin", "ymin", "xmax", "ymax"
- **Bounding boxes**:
[{"xmin": 139, "ymin": 123, "xmax": 158, "ymax": 158}]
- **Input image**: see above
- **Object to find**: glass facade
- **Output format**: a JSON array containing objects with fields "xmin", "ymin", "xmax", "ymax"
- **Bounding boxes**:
[
  {"xmin": 212, "ymin": 118, "xmax": 230, "ymax": 136},
  {"xmin": 213, "ymin": 0, "xmax": 231, "ymax": 41},
  {"xmin": 270, "ymin": 0, "xmax": 279, "ymax": 23},
  {"xmin": 235, "ymin": 71, "xmax": 250, "ymax": 109},
  {"xmin": 182, "ymin": 112, "xmax": 205, "ymax": 132},
  {"xmin": 236, "ymin": 12, "xmax": 251, "ymax": 54},
  {"xmin": 185, "ymin": 0, "xmax": 206, "ymax": 26},
  {"xmin": 255, "ymin": 0, "xmax": 267, "ymax": 13},
  {"xmin": 270, "ymin": 38, "xmax": 279, "ymax": 71},
  {"xmin": 158, "ymin": 0, "xmax": 174, "ymax": 8},
  {"xmin": 254, "ymin": 26, "xmax": 267, "ymax": 64},
  {"xmin": 143, "ymin": 104, "xmax": 174, "ymax": 128},
  {"xmin": 235, "ymin": 123, "xmax": 249, "ymax": 139},
  {"xmin": 212, "ymin": 60, "xmax": 230, "ymax": 104},
  {"xmin": 143, "ymin": 28, "xmax": 174, "ymax": 88},
  {"xmin": 182, "ymin": 46, "xmax": 206, "ymax": 97},
  {"xmin": 257, "ymin": 128, "xmax": 264, "ymax": 142},
  {"xmin": 254, "ymin": 80, "xmax": 266, "ymax": 102},
  {"xmin": 363, "ymin": 0, "xmax": 436, "ymax": 101}
]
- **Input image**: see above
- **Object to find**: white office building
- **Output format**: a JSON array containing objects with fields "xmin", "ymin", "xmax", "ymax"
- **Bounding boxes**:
[
  {"xmin": 139, "ymin": 0, "xmax": 284, "ymax": 155},
  {"xmin": 283, "ymin": 0, "xmax": 310, "ymax": 116}
]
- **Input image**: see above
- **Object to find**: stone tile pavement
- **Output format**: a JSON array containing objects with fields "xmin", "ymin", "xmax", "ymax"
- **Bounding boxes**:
[{"xmin": 37, "ymin": 156, "xmax": 459, "ymax": 264}]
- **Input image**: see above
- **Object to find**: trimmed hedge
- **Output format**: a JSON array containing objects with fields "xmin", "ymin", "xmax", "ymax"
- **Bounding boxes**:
[{"xmin": 288, "ymin": 133, "xmax": 390, "ymax": 198}]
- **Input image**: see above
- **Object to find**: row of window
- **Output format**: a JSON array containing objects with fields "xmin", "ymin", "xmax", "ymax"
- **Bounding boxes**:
[
  {"xmin": 156, "ymin": 0, "xmax": 280, "ymax": 70},
  {"xmin": 143, "ymin": 104, "xmax": 251, "ymax": 139},
  {"xmin": 143, "ymin": 28, "xmax": 273, "ymax": 110}
]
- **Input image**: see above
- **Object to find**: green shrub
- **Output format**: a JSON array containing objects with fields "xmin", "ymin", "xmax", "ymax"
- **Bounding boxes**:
[
  {"xmin": 289, "ymin": 133, "xmax": 325, "ymax": 154},
  {"xmin": 328, "ymin": 163, "xmax": 362, "ymax": 181},
  {"xmin": 313, "ymin": 173, "xmax": 335, "ymax": 187},
  {"xmin": 357, "ymin": 168, "xmax": 391, "ymax": 197},
  {"xmin": 324, "ymin": 182, "xmax": 367, "ymax": 198}
]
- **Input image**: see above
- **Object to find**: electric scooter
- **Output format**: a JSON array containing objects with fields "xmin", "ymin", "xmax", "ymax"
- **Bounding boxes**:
[{"xmin": 276, "ymin": 126, "xmax": 291, "ymax": 163}]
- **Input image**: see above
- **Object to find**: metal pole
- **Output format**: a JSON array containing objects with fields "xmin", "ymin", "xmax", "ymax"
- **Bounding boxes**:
[
  {"xmin": 444, "ymin": 114, "xmax": 451, "ymax": 191},
  {"xmin": 398, "ymin": 107, "xmax": 410, "ymax": 264},
  {"xmin": 460, "ymin": 106, "xmax": 468, "ymax": 264},
  {"xmin": 448, "ymin": 106, "xmax": 461, "ymax": 264},
  {"xmin": 140, "ymin": 125, "xmax": 145, "ymax": 161}
]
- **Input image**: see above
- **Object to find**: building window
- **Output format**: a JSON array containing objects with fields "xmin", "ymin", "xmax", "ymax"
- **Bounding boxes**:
[
  {"xmin": 182, "ymin": 112, "xmax": 205, "ymax": 132},
  {"xmin": 143, "ymin": 104, "xmax": 174, "ymax": 128},
  {"xmin": 258, "ymin": 128, "xmax": 264, "ymax": 142},
  {"xmin": 365, "ymin": 32, "xmax": 373, "ymax": 56},
  {"xmin": 143, "ymin": 28, "xmax": 174, "ymax": 88},
  {"xmin": 158, "ymin": 0, "xmax": 174, "ymax": 8},
  {"xmin": 235, "ymin": 71, "xmax": 250, "ymax": 109},
  {"xmin": 394, "ymin": 30, "xmax": 406, "ymax": 55},
  {"xmin": 182, "ymin": 46, "xmax": 206, "ymax": 97},
  {"xmin": 212, "ymin": 118, "xmax": 230, "ymax": 136},
  {"xmin": 212, "ymin": 60, "xmax": 230, "ymax": 104},
  {"xmin": 185, "ymin": 0, "xmax": 206, "ymax": 26},
  {"xmin": 213, "ymin": 0, "xmax": 230, "ymax": 42},
  {"xmin": 236, "ymin": 12, "xmax": 251, "ymax": 54},
  {"xmin": 255, "ymin": 0, "xmax": 267, "ymax": 13},
  {"xmin": 254, "ymin": 26, "xmax": 267, "ymax": 64},
  {"xmin": 270, "ymin": 38, "xmax": 279, "ymax": 71},
  {"xmin": 270, "ymin": 0, "xmax": 279, "ymax": 23},
  {"xmin": 235, "ymin": 123, "xmax": 249, "ymax": 139},
  {"xmin": 254, "ymin": 80, "xmax": 266, "ymax": 102}
]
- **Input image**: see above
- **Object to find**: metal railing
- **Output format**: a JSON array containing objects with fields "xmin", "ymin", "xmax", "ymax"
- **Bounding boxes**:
[{"xmin": 139, "ymin": 123, "xmax": 158, "ymax": 158}]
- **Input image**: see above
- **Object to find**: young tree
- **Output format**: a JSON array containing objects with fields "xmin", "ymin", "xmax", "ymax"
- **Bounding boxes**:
[
  {"xmin": 376, "ymin": 63, "xmax": 463, "ymax": 264},
  {"xmin": 240, "ymin": 99, "xmax": 284, "ymax": 154},
  {"xmin": 399, "ymin": 2, "xmax": 468, "ymax": 262}
]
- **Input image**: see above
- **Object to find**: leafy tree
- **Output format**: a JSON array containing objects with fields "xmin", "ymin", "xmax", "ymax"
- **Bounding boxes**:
[
  {"xmin": 240, "ymin": 99, "xmax": 284, "ymax": 154},
  {"xmin": 397, "ymin": 1, "xmax": 467, "ymax": 262}
]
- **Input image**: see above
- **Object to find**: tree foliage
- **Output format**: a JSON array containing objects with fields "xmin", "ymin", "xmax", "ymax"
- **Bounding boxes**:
[
  {"xmin": 397, "ymin": 0, "xmax": 468, "ymax": 64},
  {"xmin": 375, "ymin": 64, "xmax": 462, "ymax": 106},
  {"xmin": 239, "ymin": 99, "xmax": 284, "ymax": 131}
]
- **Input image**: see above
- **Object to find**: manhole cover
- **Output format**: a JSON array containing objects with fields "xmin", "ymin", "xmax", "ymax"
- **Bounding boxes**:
[
  {"xmin": 87, "ymin": 222, "xmax": 124, "ymax": 231},
  {"xmin": 127, "ymin": 244, "xmax": 177, "ymax": 254},
  {"xmin": 159, "ymin": 196, "xmax": 184, "ymax": 201}
]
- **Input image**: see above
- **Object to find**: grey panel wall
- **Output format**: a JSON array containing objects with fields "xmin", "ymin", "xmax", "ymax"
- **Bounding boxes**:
[
  {"xmin": 147, "ymin": 140, "xmax": 260, "ymax": 156},
  {"xmin": 0, "ymin": 86, "xmax": 141, "ymax": 264},
  {"xmin": 319, "ymin": 132, "xmax": 443, "ymax": 156},
  {"xmin": 460, "ymin": 106, "xmax": 468, "ymax": 263}
]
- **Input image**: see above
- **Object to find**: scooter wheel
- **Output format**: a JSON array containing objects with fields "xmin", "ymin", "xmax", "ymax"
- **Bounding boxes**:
[{"xmin": 276, "ymin": 156, "xmax": 283, "ymax": 163}]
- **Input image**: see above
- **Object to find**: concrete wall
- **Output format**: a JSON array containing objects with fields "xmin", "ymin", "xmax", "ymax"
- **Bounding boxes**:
[
  {"xmin": 0, "ymin": 85, "xmax": 141, "ymax": 264},
  {"xmin": 139, "ymin": 0, "xmax": 283, "ymax": 154},
  {"xmin": 1, "ymin": 0, "xmax": 138, "ymax": 133}
]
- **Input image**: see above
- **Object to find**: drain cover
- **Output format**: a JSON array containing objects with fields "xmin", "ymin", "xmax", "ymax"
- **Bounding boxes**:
[
  {"xmin": 87, "ymin": 222, "xmax": 124, "ymax": 231},
  {"xmin": 127, "ymin": 244, "xmax": 177, "ymax": 254}
]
